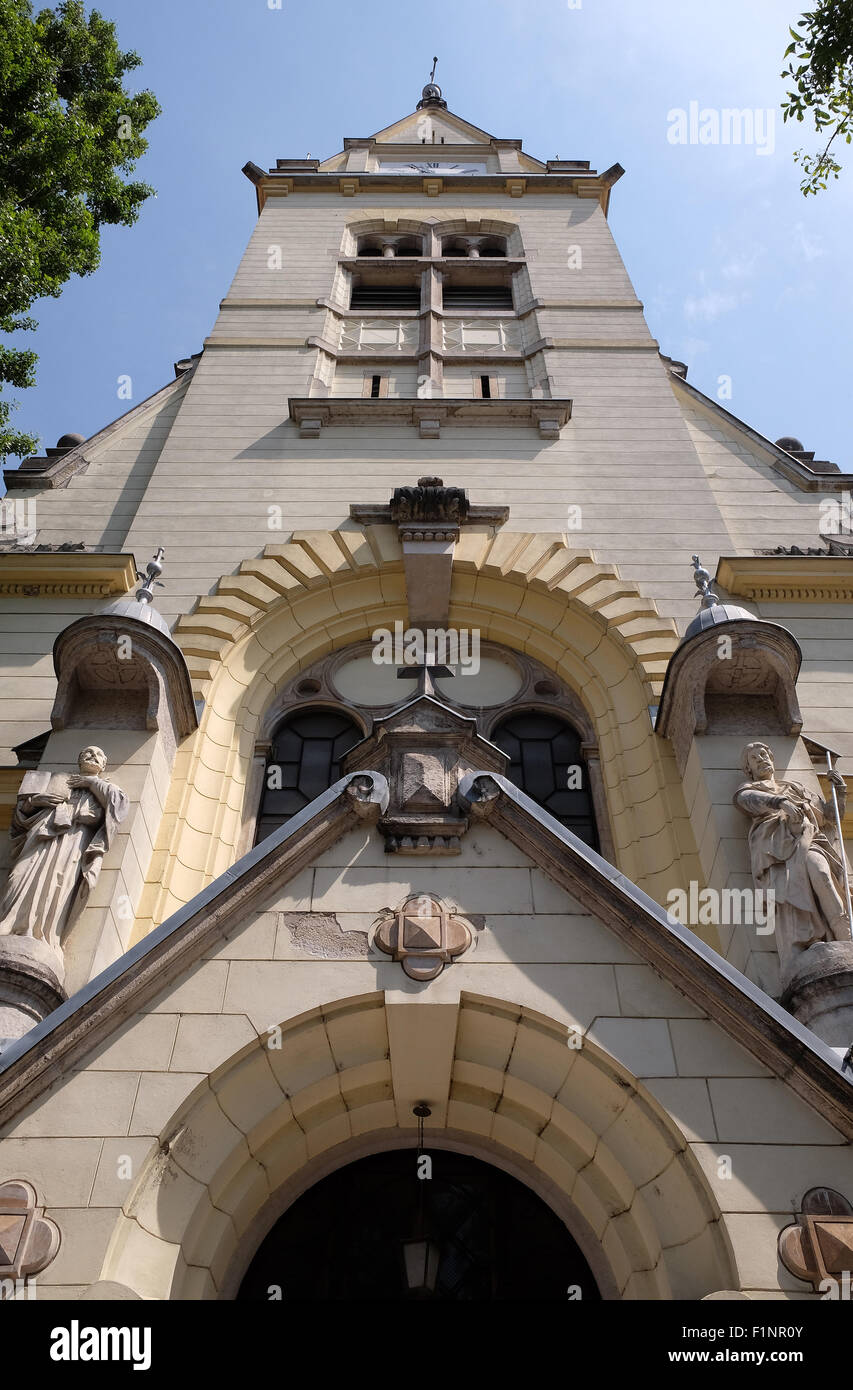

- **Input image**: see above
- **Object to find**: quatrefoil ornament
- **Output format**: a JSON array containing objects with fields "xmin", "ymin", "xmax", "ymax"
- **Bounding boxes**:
[
  {"xmin": 373, "ymin": 894, "xmax": 475, "ymax": 980},
  {"xmin": 0, "ymin": 1180, "xmax": 60, "ymax": 1286},
  {"xmin": 778, "ymin": 1187, "xmax": 853, "ymax": 1292}
]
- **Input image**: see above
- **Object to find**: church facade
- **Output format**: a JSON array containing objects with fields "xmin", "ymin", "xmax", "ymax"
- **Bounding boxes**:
[{"xmin": 1, "ymin": 83, "xmax": 852, "ymax": 1302}]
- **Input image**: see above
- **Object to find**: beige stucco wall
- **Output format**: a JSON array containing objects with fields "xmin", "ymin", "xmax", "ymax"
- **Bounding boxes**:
[
  {"xmin": 2, "ymin": 823, "xmax": 847, "ymax": 1300},
  {"xmin": 1, "ymin": 119, "xmax": 851, "ymax": 1305}
]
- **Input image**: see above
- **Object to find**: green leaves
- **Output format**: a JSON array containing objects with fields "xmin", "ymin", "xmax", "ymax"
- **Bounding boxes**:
[
  {"xmin": 0, "ymin": 0, "xmax": 160, "ymax": 460},
  {"xmin": 781, "ymin": 1, "xmax": 853, "ymax": 194}
]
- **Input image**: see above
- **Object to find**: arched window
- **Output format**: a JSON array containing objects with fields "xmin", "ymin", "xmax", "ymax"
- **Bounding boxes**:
[
  {"xmin": 491, "ymin": 711, "xmax": 599, "ymax": 848},
  {"xmin": 255, "ymin": 709, "xmax": 362, "ymax": 845}
]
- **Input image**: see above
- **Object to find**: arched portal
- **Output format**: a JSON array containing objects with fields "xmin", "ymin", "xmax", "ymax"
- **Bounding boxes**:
[
  {"xmin": 237, "ymin": 1147, "xmax": 600, "ymax": 1301},
  {"xmin": 100, "ymin": 992, "xmax": 739, "ymax": 1301}
]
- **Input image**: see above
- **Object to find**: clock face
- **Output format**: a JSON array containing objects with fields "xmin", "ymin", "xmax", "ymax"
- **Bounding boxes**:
[{"xmin": 378, "ymin": 161, "xmax": 487, "ymax": 175}]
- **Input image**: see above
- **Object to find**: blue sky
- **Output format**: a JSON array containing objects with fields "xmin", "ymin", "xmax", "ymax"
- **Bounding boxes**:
[{"xmin": 5, "ymin": 0, "xmax": 852, "ymax": 470}]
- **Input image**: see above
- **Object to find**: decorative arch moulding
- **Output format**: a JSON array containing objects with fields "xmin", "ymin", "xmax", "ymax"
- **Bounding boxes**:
[
  {"xmin": 170, "ymin": 527, "xmax": 678, "ymax": 699},
  {"xmin": 98, "ymin": 993, "xmax": 734, "ymax": 1301},
  {"xmin": 159, "ymin": 528, "xmax": 680, "ymax": 915}
]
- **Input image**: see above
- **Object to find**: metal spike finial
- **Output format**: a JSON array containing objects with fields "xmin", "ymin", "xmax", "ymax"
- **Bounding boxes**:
[
  {"xmin": 418, "ymin": 58, "xmax": 446, "ymax": 110},
  {"xmin": 691, "ymin": 554, "xmax": 720, "ymax": 610},
  {"xmin": 136, "ymin": 546, "xmax": 165, "ymax": 605}
]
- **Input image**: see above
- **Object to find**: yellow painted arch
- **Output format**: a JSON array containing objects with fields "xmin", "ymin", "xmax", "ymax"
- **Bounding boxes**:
[{"xmin": 132, "ymin": 528, "xmax": 698, "ymax": 936}]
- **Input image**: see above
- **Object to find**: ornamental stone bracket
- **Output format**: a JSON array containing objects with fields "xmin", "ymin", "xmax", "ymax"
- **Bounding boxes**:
[
  {"xmin": 778, "ymin": 1188, "xmax": 853, "ymax": 1292},
  {"xmin": 342, "ymin": 694, "xmax": 508, "ymax": 854},
  {"xmin": 372, "ymin": 894, "xmax": 476, "ymax": 979},
  {"xmin": 656, "ymin": 618, "xmax": 803, "ymax": 776},
  {"xmin": 351, "ymin": 475, "xmax": 507, "ymax": 628},
  {"xmin": 0, "ymin": 1180, "xmax": 61, "ymax": 1290}
]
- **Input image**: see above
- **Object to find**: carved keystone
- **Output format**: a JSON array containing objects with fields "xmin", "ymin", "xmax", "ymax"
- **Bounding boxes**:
[
  {"xmin": 373, "ymin": 894, "xmax": 475, "ymax": 980},
  {"xmin": 0, "ymin": 1180, "xmax": 60, "ymax": 1288},
  {"xmin": 778, "ymin": 1187, "xmax": 853, "ymax": 1291},
  {"xmin": 349, "ymin": 477, "xmax": 507, "ymax": 629}
]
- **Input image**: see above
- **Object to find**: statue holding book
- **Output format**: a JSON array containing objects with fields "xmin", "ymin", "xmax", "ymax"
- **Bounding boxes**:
[{"xmin": 0, "ymin": 746, "xmax": 128, "ymax": 953}]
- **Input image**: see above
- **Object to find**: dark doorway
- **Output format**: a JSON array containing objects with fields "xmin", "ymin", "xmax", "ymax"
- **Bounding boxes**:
[{"xmin": 237, "ymin": 1148, "xmax": 600, "ymax": 1301}]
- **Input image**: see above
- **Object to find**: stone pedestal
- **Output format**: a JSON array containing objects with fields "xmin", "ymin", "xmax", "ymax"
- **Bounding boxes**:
[
  {"xmin": 781, "ymin": 941, "xmax": 853, "ymax": 1047},
  {"xmin": 0, "ymin": 936, "xmax": 66, "ymax": 1049}
]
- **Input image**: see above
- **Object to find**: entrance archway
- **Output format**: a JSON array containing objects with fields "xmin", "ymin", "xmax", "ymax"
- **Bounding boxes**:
[
  {"xmin": 100, "ymin": 992, "xmax": 738, "ymax": 1300},
  {"xmin": 237, "ymin": 1148, "xmax": 600, "ymax": 1301}
]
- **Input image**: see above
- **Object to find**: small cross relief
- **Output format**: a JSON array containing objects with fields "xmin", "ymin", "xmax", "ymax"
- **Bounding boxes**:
[{"xmin": 373, "ymin": 894, "xmax": 475, "ymax": 980}]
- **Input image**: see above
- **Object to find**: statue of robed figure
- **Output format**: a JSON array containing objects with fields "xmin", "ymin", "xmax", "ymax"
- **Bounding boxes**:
[
  {"xmin": 0, "ymin": 746, "xmax": 129, "ymax": 953},
  {"xmin": 734, "ymin": 741, "xmax": 851, "ymax": 986}
]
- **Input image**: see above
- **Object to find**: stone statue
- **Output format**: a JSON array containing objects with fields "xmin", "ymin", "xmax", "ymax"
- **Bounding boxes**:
[
  {"xmin": 734, "ymin": 741, "xmax": 851, "ymax": 985},
  {"xmin": 0, "ymin": 747, "xmax": 128, "ymax": 953}
]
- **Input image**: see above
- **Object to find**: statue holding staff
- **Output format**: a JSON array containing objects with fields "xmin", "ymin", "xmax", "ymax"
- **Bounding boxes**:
[{"xmin": 734, "ymin": 741, "xmax": 851, "ymax": 987}]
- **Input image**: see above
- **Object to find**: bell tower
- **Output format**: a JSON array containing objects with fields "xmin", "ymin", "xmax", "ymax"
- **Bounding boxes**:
[{"xmin": 113, "ymin": 75, "xmax": 728, "ymax": 620}]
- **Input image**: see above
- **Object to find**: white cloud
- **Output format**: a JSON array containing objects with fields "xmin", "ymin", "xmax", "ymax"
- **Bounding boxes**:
[
  {"xmin": 684, "ymin": 290, "xmax": 739, "ymax": 321},
  {"xmin": 720, "ymin": 249, "xmax": 763, "ymax": 281},
  {"xmin": 791, "ymin": 222, "xmax": 824, "ymax": 263}
]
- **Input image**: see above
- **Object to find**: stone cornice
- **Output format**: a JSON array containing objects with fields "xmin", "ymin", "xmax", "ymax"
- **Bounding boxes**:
[
  {"xmin": 336, "ymin": 256, "xmax": 528, "ymax": 272},
  {"xmin": 0, "ymin": 552, "xmax": 137, "ymax": 597},
  {"xmin": 717, "ymin": 555, "xmax": 853, "ymax": 603},
  {"xmin": 244, "ymin": 167, "xmax": 624, "ymax": 216},
  {"xmin": 287, "ymin": 396, "xmax": 572, "ymax": 440},
  {"xmin": 217, "ymin": 296, "xmax": 644, "ymax": 312}
]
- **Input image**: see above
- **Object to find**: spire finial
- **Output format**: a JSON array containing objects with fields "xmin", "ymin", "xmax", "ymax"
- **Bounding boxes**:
[
  {"xmin": 418, "ymin": 58, "xmax": 447, "ymax": 110},
  {"xmin": 136, "ymin": 546, "xmax": 165, "ymax": 605},
  {"xmin": 691, "ymin": 554, "xmax": 720, "ymax": 610}
]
